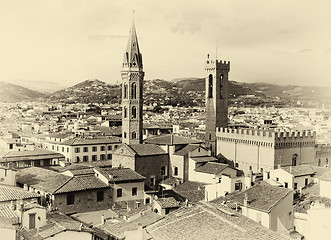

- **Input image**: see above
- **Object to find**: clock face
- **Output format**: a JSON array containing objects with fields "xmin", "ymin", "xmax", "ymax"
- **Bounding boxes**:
[{"xmin": 132, "ymin": 62, "xmax": 137, "ymax": 67}]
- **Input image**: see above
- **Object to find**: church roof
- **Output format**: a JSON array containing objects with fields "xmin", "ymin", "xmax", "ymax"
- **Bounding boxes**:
[{"xmin": 144, "ymin": 134, "xmax": 202, "ymax": 146}]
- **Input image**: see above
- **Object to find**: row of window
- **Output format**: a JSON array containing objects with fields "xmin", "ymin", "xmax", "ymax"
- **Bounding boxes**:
[
  {"xmin": 275, "ymin": 141, "xmax": 315, "ymax": 148},
  {"xmin": 76, "ymin": 154, "xmax": 111, "ymax": 162},
  {"xmin": 318, "ymin": 158, "xmax": 329, "ymax": 166},
  {"xmin": 207, "ymin": 74, "xmax": 224, "ymax": 98},
  {"xmin": 116, "ymin": 187, "xmax": 138, "ymax": 197},
  {"xmin": 74, "ymin": 145, "xmax": 118, "ymax": 153}
]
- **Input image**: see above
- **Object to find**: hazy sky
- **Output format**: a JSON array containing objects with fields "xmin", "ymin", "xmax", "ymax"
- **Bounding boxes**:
[{"xmin": 1, "ymin": 0, "xmax": 331, "ymax": 88}]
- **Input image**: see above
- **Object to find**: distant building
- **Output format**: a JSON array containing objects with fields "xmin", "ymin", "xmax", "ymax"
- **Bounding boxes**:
[
  {"xmin": 205, "ymin": 55, "xmax": 230, "ymax": 155},
  {"xmin": 0, "ymin": 150, "xmax": 65, "ymax": 168},
  {"xmin": 41, "ymin": 137, "xmax": 121, "ymax": 163},
  {"xmin": 121, "ymin": 20, "xmax": 144, "ymax": 144},
  {"xmin": 315, "ymin": 143, "xmax": 331, "ymax": 167},
  {"xmin": 216, "ymin": 128, "xmax": 316, "ymax": 174}
]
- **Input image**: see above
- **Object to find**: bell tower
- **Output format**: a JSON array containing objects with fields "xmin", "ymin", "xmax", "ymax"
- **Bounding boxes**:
[
  {"xmin": 121, "ymin": 19, "xmax": 144, "ymax": 144},
  {"xmin": 205, "ymin": 54, "xmax": 230, "ymax": 155}
]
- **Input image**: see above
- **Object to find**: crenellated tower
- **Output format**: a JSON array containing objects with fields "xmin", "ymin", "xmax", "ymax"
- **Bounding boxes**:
[
  {"xmin": 121, "ymin": 20, "xmax": 144, "ymax": 144},
  {"xmin": 205, "ymin": 55, "xmax": 230, "ymax": 155}
]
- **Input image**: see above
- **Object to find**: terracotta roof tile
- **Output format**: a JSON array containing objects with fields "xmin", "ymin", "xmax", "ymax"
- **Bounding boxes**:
[
  {"xmin": 128, "ymin": 144, "xmax": 166, "ymax": 156},
  {"xmin": 213, "ymin": 181, "xmax": 292, "ymax": 213},
  {"xmin": 96, "ymin": 167, "xmax": 146, "ymax": 182},
  {"xmin": 144, "ymin": 134, "xmax": 202, "ymax": 145},
  {"xmin": 155, "ymin": 197, "xmax": 181, "ymax": 209},
  {"xmin": 0, "ymin": 185, "xmax": 40, "ymax": 202},
  {"xmin": 0, "ymin": 150, "xmax": 64, "ymax": 162}
]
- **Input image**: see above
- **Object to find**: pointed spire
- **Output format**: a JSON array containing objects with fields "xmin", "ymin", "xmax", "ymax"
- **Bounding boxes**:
[{"xmin": 123, "ymin": 13, "xmax": 143, "ymax": 69}]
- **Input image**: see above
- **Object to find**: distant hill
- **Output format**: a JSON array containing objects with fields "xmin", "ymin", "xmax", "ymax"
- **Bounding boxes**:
[
  {"xmin": 48, "ymin": 79, "xmax": 121, "ymax": 104},
  {"xmin": 0, "ymin": 82, "xmax": 46, "ymax": 102},
  {"xmin": 39, "ymin": 78, "xmax": 331, "ymax": 108}
]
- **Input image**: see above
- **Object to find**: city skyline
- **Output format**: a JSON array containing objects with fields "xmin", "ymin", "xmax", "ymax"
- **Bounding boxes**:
[{"xmin": 1, "ymin": 0, "xmax": 331, "ymax": 89}]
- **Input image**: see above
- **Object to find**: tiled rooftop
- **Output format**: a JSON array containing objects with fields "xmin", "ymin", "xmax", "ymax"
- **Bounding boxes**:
[
  {"xmin": 320, "ymin": 170, "xmax": 331, "ymax": 181},
  {"xmin": 190, "ymin": 156, "xmax": 218, "ymax": 163},
  {"xmin": 0, "ymin": 185, "xmax": 40, "ymax": 202},
  {"xmin": 20, "ymin": 212, "xmax": 92, "ymax": 239},
  {"xmin": 213, "ymin": 181, "xmax": 292, "ymax": 213},
  {"xmin": 53, "ymin": 175, "xmax": 109, "ymax": 194},
  {"xmin": 0, "ymin": 205, "xmax": 19, "ymax": 227},
  {"xmin": 96, "ymin": 211, "xmax": 160, "ymax": 239},
  {"xmin": 174, "ymin": 181, "xmax": 206, "ymax": 203},
  {"xmin": 16, "ymin": 167, "xmax": 71, "ymax": 193},
  {"xmin": 146, "ymin": 202, "xmax": 292, "ymax": 240},
  {"xmin": 144, "ymin": 134, "xmax": 202, "ymax": 145},
  {"xmin": 72, "ymin": 209, "xmax": 118, "ymax": 227},
  {"xmin": 96, "ymin": 167, "xmax": 146, "ymax": 182},
  {"xmin": 128, "ymin": 144, "xmax": 166, "ymax": 156},
  {"xmin": 174, "ymin": 144, "xmax": 201, "ymax": 156},
  {"xmin": 281, "ymin": 165, "xmax": 316, "ymax": 177},
  {"xmin": 0, "ymin": 150, "xmax": 64, "ymax": 162},
  {"xmin": 60, "ymin": 137, "xmax": 121, "ymax": 146},
  {"xmin": 155, "ymin": 197, "xmax": 181, "ymax": 209},
  {"xmin": 195, "ymin": 162, "xmax": 229, "ymax": 174}
]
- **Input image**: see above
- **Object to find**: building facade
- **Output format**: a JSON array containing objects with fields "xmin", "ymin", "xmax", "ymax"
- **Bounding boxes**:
[
  {"xmin": 205, "ymin": 56, "xmax": 230, "ymax": 155},
  {"xmin": 121, "ymin": 20, "xmax": 144, "ymax": 145},
  {"xmin": 216, "ymin": 128, "xmax": 316, "ymax": 174}
]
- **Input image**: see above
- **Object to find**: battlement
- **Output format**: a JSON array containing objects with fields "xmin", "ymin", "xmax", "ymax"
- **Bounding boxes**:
[
  {"xmin": 205, "ymin": 59, "xmax": 230, "ymax": 71},
  {"xmin": 216, "ymin": 127, "xmax": 316, "ymax": 143}
]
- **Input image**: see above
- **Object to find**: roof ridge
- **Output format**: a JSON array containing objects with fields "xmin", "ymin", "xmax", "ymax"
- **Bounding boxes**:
[{"xmin": 52, "ymin": 177, "xmax": 74, "ymax": 194}]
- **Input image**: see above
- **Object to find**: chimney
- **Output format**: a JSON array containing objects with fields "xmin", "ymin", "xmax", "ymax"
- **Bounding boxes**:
[
  {"xmin": 243, "ymin": 193, "xmax": 248, "ymax": 207},
  {"xmin": 23, "ymin": 184, "xmax": 28, "ymax": 190},
  {"xmin": 101, "ymin": 215, "xmax": 105, "ymax": 225},
  {"xmin": 277, "ymin": 164, "xmax": 281, "ymax": 169},
  {"xmin": 10, "ymin": 200, "xmax": 16, "ymax": 210}
]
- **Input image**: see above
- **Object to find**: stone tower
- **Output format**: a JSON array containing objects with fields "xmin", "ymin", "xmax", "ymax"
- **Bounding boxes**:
[
  {"xmin": 121, "ymin": 20, "xmax": 144, "ymax": 144},
  {"xmin": 205, "ymin": 55, "xmax": 230, "ymax": 155}
]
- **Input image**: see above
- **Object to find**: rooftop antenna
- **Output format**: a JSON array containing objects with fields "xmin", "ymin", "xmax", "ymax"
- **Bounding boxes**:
[
  {"xmin": 132, "ymin": 9, "xmax": 135, "ymax": 24},
  {"xmin": 216, "ymin": 40, "xmax": 218, "ymax": 60}
]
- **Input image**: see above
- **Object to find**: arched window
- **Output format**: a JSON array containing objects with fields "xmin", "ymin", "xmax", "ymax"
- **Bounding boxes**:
[
  {"xmin": 174, "ymin": 167, "xmax": 178, "ymax": 176},
  {"xmin": 161, "ymin": 166, "xmax": 166, "ymax": 176},
  {"xmin": 124, "ymin": 83, "xmax": 128, "ymax": 99},
  {"xmin": 260, "ymin": 168, "xmax": 263, "ymax": 173},
  {"xmin": 249, "ymin": 166, "xmax": 252, "ymax": 171},
  {"xmin": 124, "ymin": 107, "xmax": 127, "ymax": 118},
  {"xmin": 131, "ymin": 82, "xmax": 136, "ymax": 99},
  {"xmin": 124, "ymin": 132, "xmax": 127, "ymax": 138},
  {"xmin": 326, "ymin": 158, "xmax": 329, "ymax": 165},
  {"xmin": 208, "ymin": 74, "xmax": 213, "ymax": 98},
  {"xmin": 318, "ymin": 159, "xmax": 321, "ymax": 166},
  {"xmin": 132, "ymin": 106, "xmax": 137, "ymax": 118},
  {"xmin": 132, "ymin": 132, "xmax": 137, "ymax": 139},
  {"xmin": 292, "ymin": 154, "xmax": 298, "ymax": 166}
]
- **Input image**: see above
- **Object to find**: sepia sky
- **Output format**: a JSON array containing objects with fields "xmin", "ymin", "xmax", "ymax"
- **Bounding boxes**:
[{"xmin": 1, "ymin": 0, "xmax": 331, "ymax": 88}]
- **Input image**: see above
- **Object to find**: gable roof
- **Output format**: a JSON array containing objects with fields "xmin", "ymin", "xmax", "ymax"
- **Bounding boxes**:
[
  {"xmin": 212, "ymin": 181, "xmax": 292, "ymax": 213},
  {"xmin": 281, "ymin": 165, "xmax": 316, "ymax": 177},
  {"xmin": 145, "ymin": 202, "xmax": 293, "ymax": 240},
  {"xmin": 96, "ymin": 167, "xmax": 146, "ymax": 182},
  {"xmin": 190, "ymin": 156, "xmax": 218, "ymax": 163},
  {"xmin": 195, "ymin": 162, "xmax": 229, "ymax": 175},
  {"xmin": 128, "ymin": 144, "xmax": 166, "ymax": 156},
  {"xmin": 0, "ymin": 185, "xmax": 40, "ymax": 202},
  {"xmin": 53, "ymin": 175, "xmax": 108, "ymax": 194},
  {"xmin": 0, "ymin": 205, "xmax": 19, "ymax": 227},
  {"xmin": 0, "ymin": 150, "xmax": 64, "ymax": 162},
  {"xmin": 16, "ymin": 167, "xmax": 71, "ymax": 193},
  {"xmin": 59, "ymin": 137, "xmax": 121, "ymax": 146},
  {"xmin": 20, "ymin": 212, "xmax": 92, "ymax": 239},
  {"xmin": 144, "ymin": 134, "xmax": 202, "ymax": 146},
  {"xmin": 174, "ymin": 144, "xmax": 205, "ymax": 156}
]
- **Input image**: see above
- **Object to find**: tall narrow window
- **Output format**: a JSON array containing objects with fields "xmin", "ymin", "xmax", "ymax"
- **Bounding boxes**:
[
  {"xmin": 220, "ymin": 74, "xmax": 224, "ymax": 98},
  {"xmin": 131, "ymin": 82, "xmax": 137, "ymax": 99},
  {"xmin": 292, "ymin": 154, "xmax": 298, "ymax": 166},
  {"xmin": 124, "ymin": 107, "xmax": 127, "ymax": 118},
  {"xmin": 132, "ymin": 106, "xmax": 137, "ymax": 118},
  {"xmin": 208, "ymin": 74, "xmax": 213, "ymax": 98},
  {"xmin": 67, "ymin": 194, "xmax": 74, "ymax": 205},
  {"xmin": 132, "ymin": 132, "xmax": 137, "ymax": 139},
  {"xmin": 174, "ymin": 167, "xmax": 178, "ymax": 176},
  {"xmin": 161, "ymin": 166, "xmax": 166, "ymax": 176},
  {"xmin": 124, "ymin": 83, "xmax": 128, "ymax": 99}
]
